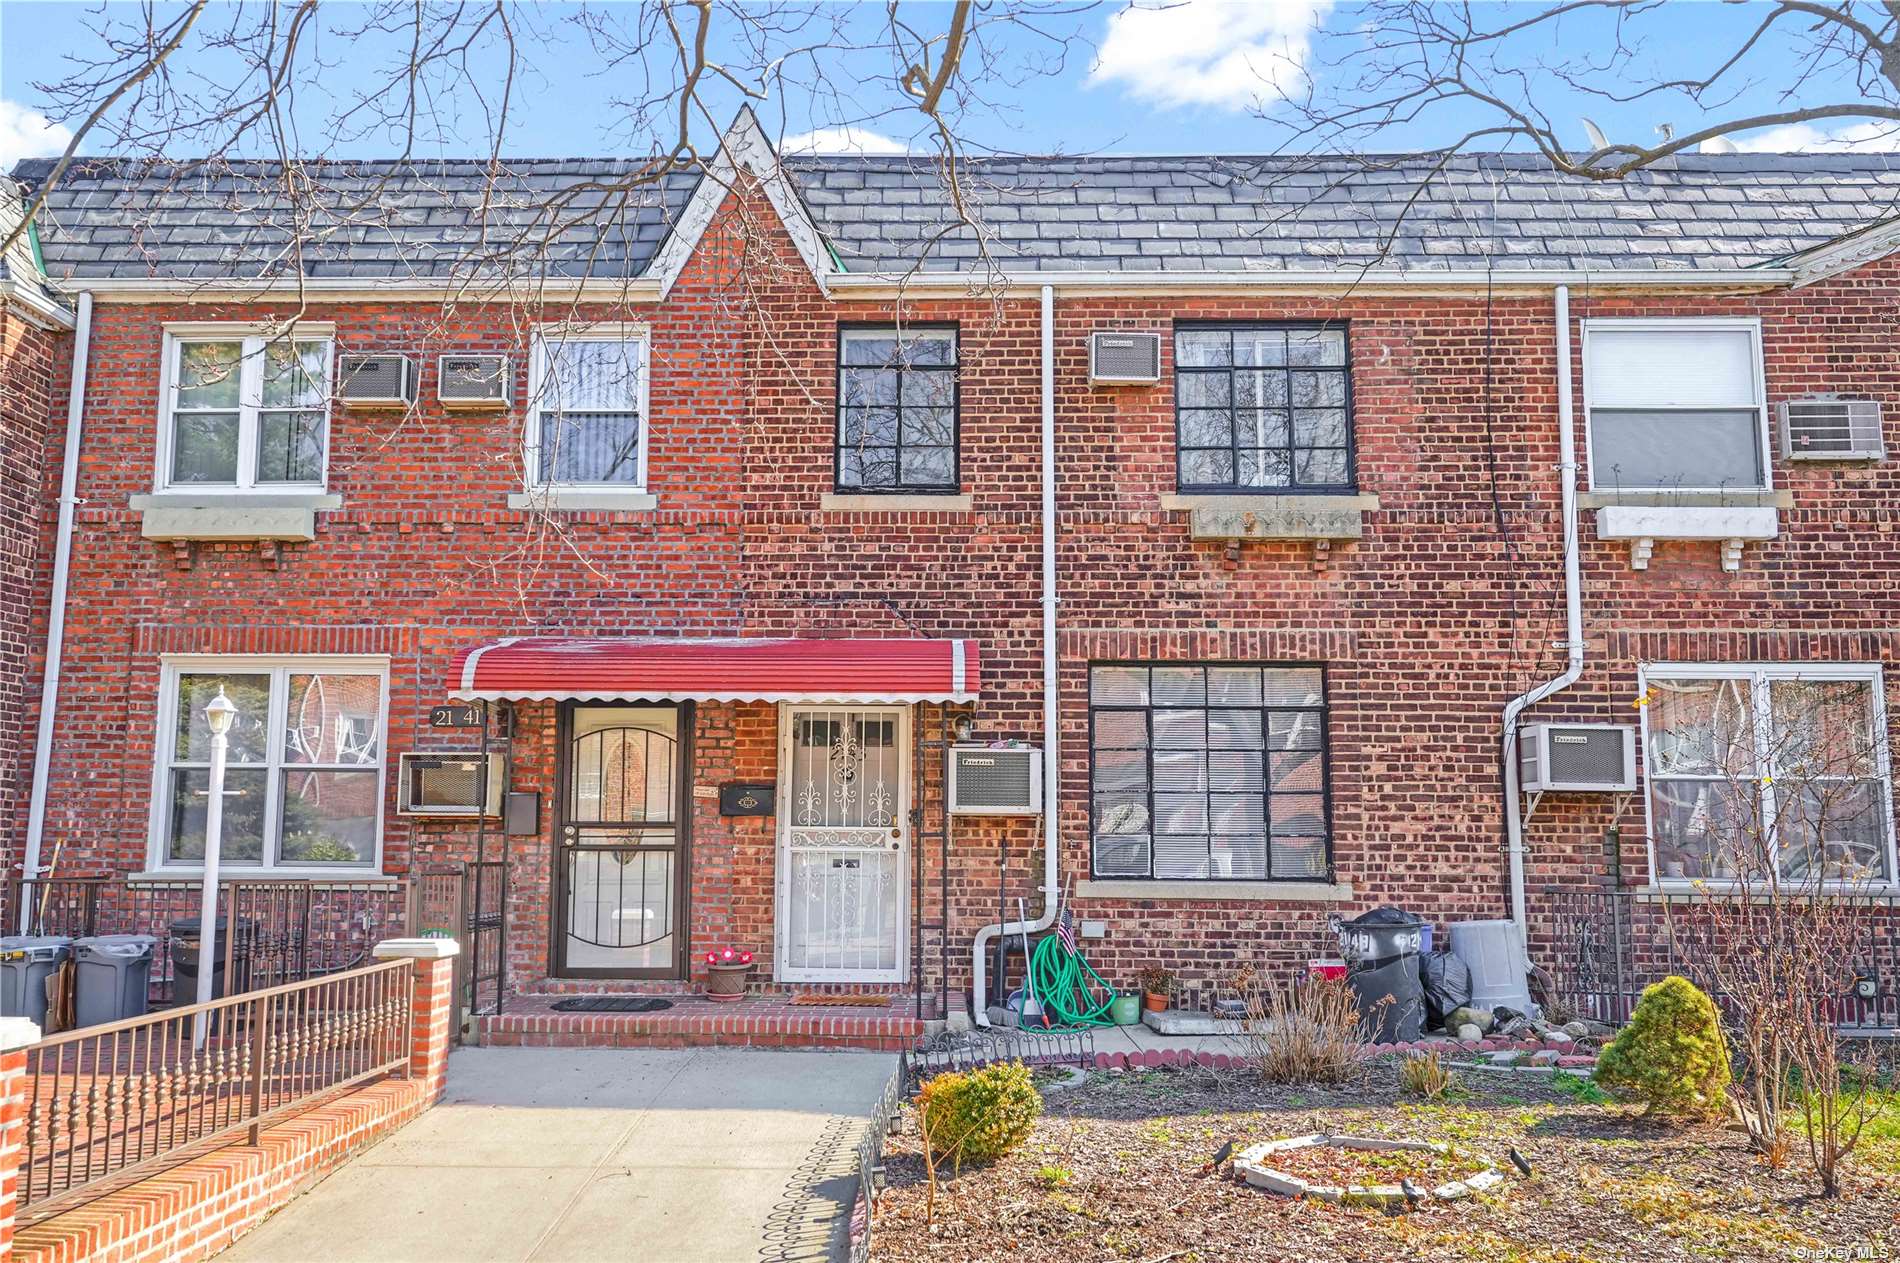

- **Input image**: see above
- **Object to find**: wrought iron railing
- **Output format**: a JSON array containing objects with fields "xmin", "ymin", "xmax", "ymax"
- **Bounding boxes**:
[
  {"xmin": 847, "ymin": 1054, "xmax": 908, "ymax": 1263},
  {"xmin": 1531, "ymin": 885, "xmax": 1900, "ymax": 1033},
  {"xmin": 18, "ymin": 956, "xmax": 415, "ymax": 1222},
  {"xmin": 7, "ymin": 875, "xmax": 413, "ymax": 1004}
]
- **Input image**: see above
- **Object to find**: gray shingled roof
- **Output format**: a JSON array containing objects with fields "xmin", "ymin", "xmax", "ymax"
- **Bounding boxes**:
[
  {"xmin": 10, "ymin": 158, "xmax": 700, "ymax": 281},
  {"xmin": 9, "ymin": 150, "xmax": 1900, "ymax": 283},
  {"xmin": 784, "ymin": 152, "xmax": 1900, "ymax": 273}
]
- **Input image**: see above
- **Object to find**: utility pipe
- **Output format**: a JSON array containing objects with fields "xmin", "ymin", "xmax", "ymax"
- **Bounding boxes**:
[
  {"xmin": 971, "ymin": 283, "xmax": 1061, "ymax": 1025},
  {"xmin": 20, "ymin": 290, "xmax": 92, "ymax": 924},
  {"xmin": 1501, "ymin": 284, "xmax": 1585, "ymax": 961}
]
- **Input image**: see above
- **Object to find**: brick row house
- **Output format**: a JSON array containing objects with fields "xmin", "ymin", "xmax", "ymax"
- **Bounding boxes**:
[{"xmin": 2, "ymin": 114, "xmax": 1899, "ymax": 1036}]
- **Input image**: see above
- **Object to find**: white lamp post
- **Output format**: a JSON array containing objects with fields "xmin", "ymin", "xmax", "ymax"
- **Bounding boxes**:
[{"xmin": 193, "ymin": 687, "xmax": 237, "ymax": 1046}]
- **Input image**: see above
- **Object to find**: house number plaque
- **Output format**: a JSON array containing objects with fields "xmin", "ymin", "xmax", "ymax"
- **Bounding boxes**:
[{"xmin": 429, "ymin": 704, "xmax": 484, "ymax": 728}]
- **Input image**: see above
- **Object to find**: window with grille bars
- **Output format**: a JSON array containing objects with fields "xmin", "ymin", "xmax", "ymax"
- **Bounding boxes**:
[
  {"xmin": 1174, "ymin": 324, "xmax": 1353, "ymax": 493},
  {"xmin": 1089, "ymin": 663, "xmax": 1332, "ymax": 882},
  {"xmin": 835, "ymin": 325, "xmax": 959, "ymax": 493}
]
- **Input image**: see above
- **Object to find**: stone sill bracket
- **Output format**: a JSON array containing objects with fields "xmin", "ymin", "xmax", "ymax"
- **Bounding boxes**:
[{"xmin": 1593, "ymin": 503, "xmax": 1779, "ymax": 573}]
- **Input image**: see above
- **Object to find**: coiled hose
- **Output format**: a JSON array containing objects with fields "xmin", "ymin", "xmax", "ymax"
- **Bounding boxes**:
[{"xmin": 1028, "ymin": 932, "xmax": 1118, "ymax": 1028}]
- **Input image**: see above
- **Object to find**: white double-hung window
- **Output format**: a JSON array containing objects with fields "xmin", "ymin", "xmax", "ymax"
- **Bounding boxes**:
[
  {"xmin": 158, "ymin": 326, "xmax": 333, "ymax": 492},
  {"xmin": 1584, "ymin": 318, "xmax": 1770, "ymax": 493},
  {"xmin": 527, "ymin": 326, "xmax": 650, "ymax": 488},
  {"xmin": 1642, "ymin": 663, "xmax": 1896, "ymax": 887},
  {"xmin": 152, "ymin": 657, "xmax": 387, "ymax": 872}
]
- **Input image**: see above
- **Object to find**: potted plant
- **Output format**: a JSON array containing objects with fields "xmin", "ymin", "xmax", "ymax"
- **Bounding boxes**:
[
  {"xmin": 704, "ymin": 947, "xmax": 754, "ymax": 1002},
  {"xmin": 1137, "ymin": 964, "xmax": 1175, "ymax": 1013}
]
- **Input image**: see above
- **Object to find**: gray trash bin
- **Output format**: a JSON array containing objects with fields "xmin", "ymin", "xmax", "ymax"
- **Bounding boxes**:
[
  {"xmin": 73, "ymin": 935, "xmax": 157, "ymax": 1027},
  {"xmin": 0, "ymin": 935, "xmax": 73, "ymax": 1029},
  {"xmin": 1335, "ymin": 907, "xmax": 1427, "ymax": 1044}
]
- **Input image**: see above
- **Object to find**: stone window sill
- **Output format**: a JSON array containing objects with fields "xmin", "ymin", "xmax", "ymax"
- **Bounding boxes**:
[
  {"xmin": 820, "ymin": 492, "xmax": 974, "ymax": 513},
  {"xmin": 131, "ymin": 492, "xmax": 340, "ymax": 542},
  {"xmin": 1580, "ymin": 489, "xmax": 1792, "ymax": 510},
  {"xmin": 1074, "ymin": 878, "xmax": 1354, "ymax": 902},
  {"xmin": 1160, "ymin": 493, "xmax": 1380, "ymax": 541},
  {"xmin": 128, "ymin": 869, "xmax": 396, "ymax": 884},
  {"xmin": 507, "ymin": 490, "xmax": 658, "ymax": 512},
  {"xmin": 1593, "ymin": 503, "xmax": 1779, "ymax": 571}
]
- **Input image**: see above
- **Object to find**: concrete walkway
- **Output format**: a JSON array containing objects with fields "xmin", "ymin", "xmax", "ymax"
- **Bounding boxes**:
[{"xmin": 220, "ymin": 1046, "xmax": 898, "ymax": 1263}]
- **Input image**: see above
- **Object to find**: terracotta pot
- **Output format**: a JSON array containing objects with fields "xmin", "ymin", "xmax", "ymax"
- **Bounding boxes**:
[
  {"xmin": 1143, "ymin": 990, "xmax": 1169, "ymax": 1013},
  {"xmin": 706, "ymin": 961, "xmax": 751, "ymax": 1000}
]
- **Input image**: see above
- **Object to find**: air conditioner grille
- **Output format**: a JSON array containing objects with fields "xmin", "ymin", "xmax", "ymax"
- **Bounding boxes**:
[
  {"xmin": 438, "ymin": 354, "xmax": 510, "ymax": 406},
  {"xmin": 1089, "ymin": 332, "xmax": 1162, "ymax": 384},
  {"xmin": 1546, "ymin": 729, "xmax": 1628, "ymax": 786},
  {"xmin": 337, "ymin": 353, "xmax": 415, "ymax": 404},
  {"xmin": 1778, "ymin": 398, "xmax": 1884, "ymax": 461},
  {"xmin": 398, "ymin": 752, "xmax": 503, "ymax": 816},
  {"xmin": 955, "ymin": 752, "xmax": 1033, "ymax": 807}
]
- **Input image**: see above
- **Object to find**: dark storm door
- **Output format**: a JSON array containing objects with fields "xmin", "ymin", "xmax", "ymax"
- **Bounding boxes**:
[{"xmin": 554, "ymin": 702, "xmax": 693, "ymax": 979}]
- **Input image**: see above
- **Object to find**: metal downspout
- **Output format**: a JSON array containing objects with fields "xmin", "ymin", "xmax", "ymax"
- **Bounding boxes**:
[
  {"xmin": 21, "ymin": 290, "xmax": 93, "ymax": 923},
  {"xmin": 1502, "ymin": 284, "xmax": 1585, "ymax": 960},
  {"xmin": 971, "ymin": 284, "xmax": 1060, "ymax": 1024}
]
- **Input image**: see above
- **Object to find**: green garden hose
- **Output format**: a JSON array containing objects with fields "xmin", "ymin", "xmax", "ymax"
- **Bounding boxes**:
[{"xmin": 1028, "ymin": 933, "xmax": 1119, "ymax": 1028}]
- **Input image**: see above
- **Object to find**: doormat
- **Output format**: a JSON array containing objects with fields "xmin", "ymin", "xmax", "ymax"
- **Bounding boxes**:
[
  {"xmin": 789, "ymin": 993, "xmax": 891, "ymax": 1007},
  {"xmin": 549, "ymin": 997, "xmax": 676, "ymax": 1014}
]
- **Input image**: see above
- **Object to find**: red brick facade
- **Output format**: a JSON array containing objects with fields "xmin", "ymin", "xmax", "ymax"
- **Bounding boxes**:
[{"xmin": 5, "ymin": 183, "xmax": 1899, "ymax": 1015}]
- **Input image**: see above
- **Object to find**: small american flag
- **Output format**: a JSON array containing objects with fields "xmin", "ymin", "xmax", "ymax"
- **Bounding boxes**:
[{"xmin": 1055, "ymin": 905, "xmax": 1077, "ymax": 955}]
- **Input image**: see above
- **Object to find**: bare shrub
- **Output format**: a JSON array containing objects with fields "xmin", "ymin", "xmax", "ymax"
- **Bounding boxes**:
[
  {"xmin": 1234, "ymin": 969, "xmax": 1371, "ymax": 1086},
  {"xmin": 1399, "ymin": 1048, "xmax": 1457, "ymax": 1099}
]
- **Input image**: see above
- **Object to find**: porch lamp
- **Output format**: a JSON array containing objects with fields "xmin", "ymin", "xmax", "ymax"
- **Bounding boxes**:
[{"xmin": 192, "ymin": 687, "xmax": 238, "ymax": 1047}]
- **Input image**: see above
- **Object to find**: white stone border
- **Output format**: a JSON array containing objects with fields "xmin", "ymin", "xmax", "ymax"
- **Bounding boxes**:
[{"xmin": 1234, "ymin": 1134, "xmax": 1506, "ymax": 1206}]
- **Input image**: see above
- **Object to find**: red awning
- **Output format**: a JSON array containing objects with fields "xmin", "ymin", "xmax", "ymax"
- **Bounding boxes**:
[{"xmin": 448, "ymin": 636, "xmax": 979, "ymax": 704}]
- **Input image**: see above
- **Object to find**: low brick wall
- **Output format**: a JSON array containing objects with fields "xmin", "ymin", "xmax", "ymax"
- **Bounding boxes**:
[{"xmin": 0, "ymin": 944, "xmax": 459, "ymax": 1263}]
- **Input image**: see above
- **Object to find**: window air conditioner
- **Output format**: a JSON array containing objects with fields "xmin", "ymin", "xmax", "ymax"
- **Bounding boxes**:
[
  {"xmin": 396, "ymin": 752, "xmax": 505, "ymax": 817},
  {"xmin": 947, "ymin": 746, "xmax": 1043, "ymax": 815},
  {"xmin": 1777, "ymin": 397, "xmax": 1884, "ymax": 461},
  {"xmin": 1518, "ymin": 724, "xmax": 1636, "ymax": 793},
  {"xmin": 437, "ymin": 354, "xmax": 511, "ymax": 409},
  {"xmin": 335, "ymin": 354, "xmax": 418, "ymax": 406},
  {"xmin": 1088, "ymin": 332, "xmax": 1163, "ymax": 385}
]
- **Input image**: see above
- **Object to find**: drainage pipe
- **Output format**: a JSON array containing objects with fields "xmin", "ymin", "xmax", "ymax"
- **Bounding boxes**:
[
  {"xmin": 971, "ymin": 283, "xmax": 1060, "ymax": 1025},
  {"xmin": 1501, "ymin": 284, "xmax": 1585, "ymax": 960},
  {"xmin": 21, "ymin": 290, "xmax": 93, "ymax": 923}
]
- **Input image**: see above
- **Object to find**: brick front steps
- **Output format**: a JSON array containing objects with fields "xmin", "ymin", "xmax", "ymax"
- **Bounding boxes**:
[{"xmin": 476, "ymin": 994, "xmax": 926, "ymax": 1052}]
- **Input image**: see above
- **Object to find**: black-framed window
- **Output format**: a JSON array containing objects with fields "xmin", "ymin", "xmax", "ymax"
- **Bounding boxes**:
[
  {"xmin": 836, "ymin": 325, "xmax": 959, "ymax": 492},
  {"xmin": 1089, "ymin": 663, "xmax": 1332, "ymax": 882},
  {"xmin": 1175, "ymin": 324, "xmax": 1353, "ymax": 493}
]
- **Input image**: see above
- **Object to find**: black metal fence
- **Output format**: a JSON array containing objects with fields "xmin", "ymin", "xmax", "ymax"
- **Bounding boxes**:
[
  {"xmin": 1532, "ymin": 885, "xmax": 1900, "ymax": 1033},
  {"xmin": 848, "ymin": 1055, "xmax": 908, "ymax": 1263}
]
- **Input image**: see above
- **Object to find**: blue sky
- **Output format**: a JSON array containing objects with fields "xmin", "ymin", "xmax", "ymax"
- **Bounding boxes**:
[{"xmin": 0, "ymin": 1, "xmax": 1889, "ymax": 165}]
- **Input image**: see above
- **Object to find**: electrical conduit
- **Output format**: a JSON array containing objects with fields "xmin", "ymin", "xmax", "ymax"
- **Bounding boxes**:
[
  {"xmin": 1501, "ymin": 284, "xmax": 1585, "ymax": 962},
  {"xmin": 971, "ymin": 283, "xmax": 1060, "ymax": 1025}
]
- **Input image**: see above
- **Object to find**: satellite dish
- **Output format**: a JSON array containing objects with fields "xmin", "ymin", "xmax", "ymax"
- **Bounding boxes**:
[
  {"xmin": 1580, "ymin": 118, "xmax": 1611, "ymax": 150},
  {"xmin": 1699, "ymin": 136, "xmax": 1739, "ymax": 154}
]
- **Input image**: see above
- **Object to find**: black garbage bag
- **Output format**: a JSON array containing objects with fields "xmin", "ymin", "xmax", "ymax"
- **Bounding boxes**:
[{"xmin": 1419, "ymin": 950, "xmax": 1473, "ymax": 1030}]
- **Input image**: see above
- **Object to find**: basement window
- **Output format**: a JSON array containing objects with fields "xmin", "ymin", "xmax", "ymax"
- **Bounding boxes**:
[
  {"xmin": 1584, "ymin": 319, "xmax": 1770, "ymax": 494},
  {"xmin": 1175, "ymin": 324, "xmax": 1353, "ymax": 493},
  {"xmin": 835, "ymin": 325, "xmax": 959, "ymax": 493},
  {"xmin": 157, "ymin": 327, "xmax": 333, "ymax": 492},
  {"xmin": 1089, "ymin": 664, "xmax": 1332, "ymax": 882},
  {"xmin": 151, "ymin": 657, "xmax": 387, "ymax": 873},
  {"xmin": 1641, "ymin": 663, "xmax": 1895, "ymax": 886}
]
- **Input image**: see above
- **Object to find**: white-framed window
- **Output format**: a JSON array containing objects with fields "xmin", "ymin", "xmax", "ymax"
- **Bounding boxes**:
[
  {"xmin": 526, "ymin": 324, "xmax": 650, "ymax": 488},
  {"xmin": 156, "ymin": 324, "xmax": 334, "ymax": 492},
  {"xmin": 1583, "ymin": 317, "xmax": 1770, "ymax": 493},
  {"xmin": 150, "ymin": 656, "xmax": 388, "ymax": 872},
  {"xmin": 1640, "ymin": 662, "xmax": 1896, "ymax": 887}
]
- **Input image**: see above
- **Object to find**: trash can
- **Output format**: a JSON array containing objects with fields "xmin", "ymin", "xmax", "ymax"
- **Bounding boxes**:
[
  {"xmin": 72, "ymin": 935, "xmax": 157, "ymax": 1027},
  {"xmin": 169, "ymin": 917, "xmax": 255, "ymax": 1003},
  {"xmin": 1335, "ymin": 907, "xmax": 1427, "ymax": 1044},
  {"xmin": 0, "ymin": 935, "xmax": 73, "ymax": 1029}
]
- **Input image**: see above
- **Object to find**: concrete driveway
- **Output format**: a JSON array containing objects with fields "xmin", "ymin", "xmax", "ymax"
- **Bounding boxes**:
[{"xmin": 220, "ymin": 1046, "xmax": 898, "ymax": 1263}]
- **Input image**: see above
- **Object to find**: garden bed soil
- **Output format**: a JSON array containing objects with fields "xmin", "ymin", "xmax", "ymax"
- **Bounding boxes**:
[{"xmin": 869, "ymin": 1063, "xmax": 1900, "ymax": 1263}]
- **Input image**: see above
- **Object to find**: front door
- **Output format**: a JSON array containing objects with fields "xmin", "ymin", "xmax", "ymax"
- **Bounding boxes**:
[
  {"xmin": 776, "ymin": 706, "xmax": 910, "ymax": 983},
  {"xmin": 555, "ymin": 703, "xmax": 691, "ymax": 978}
]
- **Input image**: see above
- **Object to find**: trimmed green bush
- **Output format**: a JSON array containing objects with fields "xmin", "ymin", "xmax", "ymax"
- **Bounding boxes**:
[
  {"xmin": 916, "ymin": 1061, "xmax": 1042, "ymax": 1165},
  {"xmin": 1594, "ymin": 975, "xmax": 1732, "ymax": 1119}
]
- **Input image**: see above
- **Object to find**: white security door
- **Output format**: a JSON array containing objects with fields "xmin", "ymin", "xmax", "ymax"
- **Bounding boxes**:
[{"xmin": 776, "ymin": 706, "xmax": 909, "ymax": 982}]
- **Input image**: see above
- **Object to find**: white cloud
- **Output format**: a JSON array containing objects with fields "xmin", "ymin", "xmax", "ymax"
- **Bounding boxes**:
[
  {"xmin": 1726, "ymin": 120, "xmax": 1900, "ymax": 154},
  {"xmin": 0, "ymin": 99, "xmax": 73, "ymax": 168},
  {"xmin": 1089, "ymin": 0, "xmax": 1333, "ymax": 111},
  {"xmin": 782, "ymin": 126, "xmax": 908, "ymax": 156}
]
